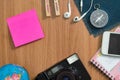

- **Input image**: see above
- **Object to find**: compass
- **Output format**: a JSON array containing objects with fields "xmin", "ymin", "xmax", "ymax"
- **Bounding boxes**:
[{"xmin": 90, "ymin": 4, "xmax": 109, "ymax": 28}]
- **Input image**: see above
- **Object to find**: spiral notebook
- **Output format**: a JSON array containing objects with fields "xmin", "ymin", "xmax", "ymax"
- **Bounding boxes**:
[{"xmin": 90, "ymin": 27, "xmax": 120, "ymax": 80}]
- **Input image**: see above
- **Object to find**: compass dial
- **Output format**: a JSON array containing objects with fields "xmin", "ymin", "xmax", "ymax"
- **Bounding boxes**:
[{"xmin": 90, "ymin": 9, "xmax": 109, "ymax": 28}]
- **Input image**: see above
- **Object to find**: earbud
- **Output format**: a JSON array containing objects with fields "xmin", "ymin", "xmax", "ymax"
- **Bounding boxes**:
[
  {"xmin": 73, "ymin": 16, "xmax": 80, "ymax": 22},
  {"xmin": 73, "ymin": 12, "xmax": 87, "ymax": 22},
  {"xmin": 64, "ymin": 12, "xmax": 71, "ymax": 19},
  {"xmin": 64, "ymin": 0, "xmax": 71, "ymax": 19}
]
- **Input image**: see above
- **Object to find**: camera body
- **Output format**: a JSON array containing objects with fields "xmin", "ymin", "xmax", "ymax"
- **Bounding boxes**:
[{"xmin": 35, "ymin": 54, "xmax": 91, "ymax": 80}]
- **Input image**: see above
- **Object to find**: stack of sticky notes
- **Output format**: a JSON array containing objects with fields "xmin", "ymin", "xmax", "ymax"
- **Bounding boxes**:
[{"xmin": 7, "ymin": 9, "xmax": 44, "ymax": 47}]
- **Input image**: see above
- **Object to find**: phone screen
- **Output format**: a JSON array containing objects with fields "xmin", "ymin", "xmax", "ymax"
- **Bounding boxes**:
[{"xmin": 108, "ymin": 33, "xmax": 120, "ymax": 55}]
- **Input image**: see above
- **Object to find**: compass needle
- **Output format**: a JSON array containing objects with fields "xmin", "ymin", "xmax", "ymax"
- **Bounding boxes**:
[{"xmin": 95, "ymin": 14, "xmax": 104, "ymax": 23}]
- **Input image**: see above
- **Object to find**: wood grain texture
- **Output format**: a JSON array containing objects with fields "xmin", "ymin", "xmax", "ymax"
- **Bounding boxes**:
[{"xmin": 0, "ymin": 0, "xmax": 111, "ymax": 80}]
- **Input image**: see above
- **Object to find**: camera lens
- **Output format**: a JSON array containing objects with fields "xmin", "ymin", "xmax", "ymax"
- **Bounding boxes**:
[
  {"xmin": 63, "ymin": 76, "xmax": 70, "ymax": 80},
  {"xmin": 56, "ymin": 70, "xmax": 76, "ymax": 80}
]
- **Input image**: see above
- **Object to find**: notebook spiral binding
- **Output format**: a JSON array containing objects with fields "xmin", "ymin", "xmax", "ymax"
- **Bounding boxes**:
[{"xmin": 90, "ymin": 59, "xmax": 115, "ymax": 80}]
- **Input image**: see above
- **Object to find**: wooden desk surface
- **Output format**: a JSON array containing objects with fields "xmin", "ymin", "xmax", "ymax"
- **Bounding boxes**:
[{"xmin": 0, "ymin": 0, "xmax": 110, "ymax": 80}]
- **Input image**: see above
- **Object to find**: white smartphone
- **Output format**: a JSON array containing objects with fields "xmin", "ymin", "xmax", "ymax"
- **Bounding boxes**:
[{"xmin": 101, "ymin": 31, "xmax": 120, "ymax": 56}]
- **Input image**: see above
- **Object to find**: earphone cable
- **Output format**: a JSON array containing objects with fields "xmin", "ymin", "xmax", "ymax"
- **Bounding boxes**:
[{"xmin": 83, "ymin": 0, "xmax": 94, "ymax": 16}]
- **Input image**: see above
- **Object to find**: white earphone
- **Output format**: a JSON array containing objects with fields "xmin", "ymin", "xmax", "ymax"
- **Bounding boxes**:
[
  {"xmin": 73, "ymin": 0, "xmax": 94, "ymax": 22},
  {"xmin": 64, "ymin": 0, "xmax": 71, "ymax": 19}
]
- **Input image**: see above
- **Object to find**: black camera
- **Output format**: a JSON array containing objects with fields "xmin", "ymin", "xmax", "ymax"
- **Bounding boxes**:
[{"xmin": 35, "ymin": 53, "xmax": 91, "ymax": 80}]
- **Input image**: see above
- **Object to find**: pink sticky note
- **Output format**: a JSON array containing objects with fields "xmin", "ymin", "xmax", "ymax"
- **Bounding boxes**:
[{"xmin": 7, "ymin": 9, "xmax": 44, "ymax": 47}]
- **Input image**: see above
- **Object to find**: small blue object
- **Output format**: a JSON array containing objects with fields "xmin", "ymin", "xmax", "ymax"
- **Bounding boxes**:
[{"xmin": 0, "ymin": 64, "xmax": 30, "ymax": 80}]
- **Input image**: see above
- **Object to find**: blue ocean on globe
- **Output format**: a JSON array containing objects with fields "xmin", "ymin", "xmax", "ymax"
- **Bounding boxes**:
[{"xmin": 0, "ymin": 64, "xmax": 29, "ymax": 80}]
